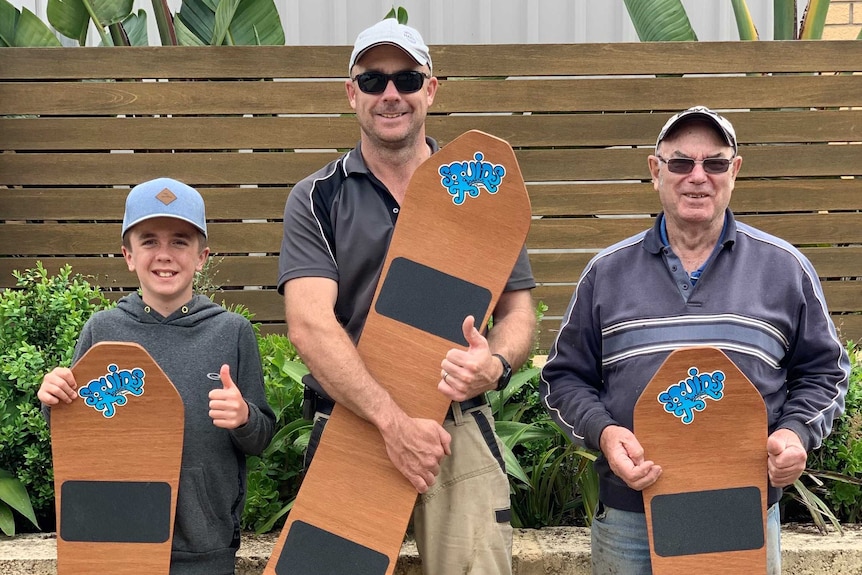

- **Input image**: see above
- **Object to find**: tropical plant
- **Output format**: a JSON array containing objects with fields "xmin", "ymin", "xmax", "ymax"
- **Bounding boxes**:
[
  {"xmin": 489, "ymin": 301, "xmax": 600, "ymax": 528},
  {"xmin": 172, "ymin": 0, "xmax": 285, "ymax": 46},
  {"xmin": 0, "ymin": 468, "xmax": 40, "ymax": 536},
  {"xmin": 624, "ymin": 0, "xmax": 862, "ymax": 41},
  {"xmin": 2, "ymin": 0, "xmax": 285, "ymax": 46},
  {"xmin": 0, "ymin": 0, "xmax": 62, "ymax": 46},
  {"xmin": 493, "ymin": 365, "xmax": 600, "ymax": 529}
]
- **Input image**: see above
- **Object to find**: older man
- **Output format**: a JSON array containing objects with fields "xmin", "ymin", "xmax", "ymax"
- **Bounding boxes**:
[{"xmin": 541, "ymin": 106, "xmax": 849, "ymax": 575}]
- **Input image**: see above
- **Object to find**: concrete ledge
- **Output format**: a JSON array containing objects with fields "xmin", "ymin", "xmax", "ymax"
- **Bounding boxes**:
[{"xmin": 2, "ymin": 524, "xmax": 860, "ymax": 574}]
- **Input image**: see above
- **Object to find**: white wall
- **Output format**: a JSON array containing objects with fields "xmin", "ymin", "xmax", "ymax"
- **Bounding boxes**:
[{"xmin": 9, "ymin": 0, "xmax": 794, "ymax": 46}]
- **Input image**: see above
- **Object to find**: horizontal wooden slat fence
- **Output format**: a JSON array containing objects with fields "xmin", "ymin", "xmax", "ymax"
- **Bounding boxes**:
[{"xmin": 1, "ymin": 42, "xmax": 860, "ymax": 350}]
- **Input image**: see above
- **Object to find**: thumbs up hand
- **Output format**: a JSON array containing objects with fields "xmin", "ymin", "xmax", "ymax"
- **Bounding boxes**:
[
  {"xmin": 208, "ymin": 364, "xmax": 249, "ymax": 429},
  {"xmin": 438, "ymin": 316, "xmax": 498, "ymax": 402}
]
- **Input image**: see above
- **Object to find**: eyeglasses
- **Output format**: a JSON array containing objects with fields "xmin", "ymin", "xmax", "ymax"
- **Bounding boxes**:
[
  {"xmin": 656, "ymin": 156, "xmax": 734, "ymax": 175},
  {"xmin": 351, "ymin": 70, "xmax": 430, "ymax": 94}
]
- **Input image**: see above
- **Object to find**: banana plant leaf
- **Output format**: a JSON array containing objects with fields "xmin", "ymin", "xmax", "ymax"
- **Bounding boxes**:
[
  {"xmin": 228, "ymin": 0, "xmax": 284, "ymax": 45},
  {"xmin": 799, "ymin": 0, "xmax": 831, "ymax": 39},
  {"xmin": 623, "ymin": 0, "xmax": 698, "ymax": 41},
  {"xmin": 212, "ymin": 0, "xmax": 239, "ymax": 45},
  {"xmin": 773, "ymin": 0, "xmax": 798, "ymax": 39},
  {"xmin": 123, "ymin": 9, "xmax": 149, "ymax": 45},
  {"xmin": 0, "ymin": 0, "xmax": 15, "ymax": 44},
  {"xmin": 730, "ymin": 0, "xmax": 760, "ymax": 40},
  {"xmin": 47, "ymin": 0, "xmax": 89, "ymax": 44},
  {"xmin": 174, "ymin": 14, "xmax": 206, "ymax": 46},
  {"xmin": 0, "ymin": 469, "xmax": 39, "ymax": 536},
  {"xmin": 176, "ymin": 0, "xmax": 284, "ymax": 46},
  {"xmin": 151, "ymin": 0, "xmax": 177, "ymax": 44},
  {"xmin": 48, "ymin": 0, "xmax": 134, "ymax": 44},
  {"xmin": 0, "ymin": 1, "xmax": 62, "ymax": 46}
]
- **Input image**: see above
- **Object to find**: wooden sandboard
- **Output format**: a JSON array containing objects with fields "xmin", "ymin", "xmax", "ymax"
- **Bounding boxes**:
[
  {"xmin": 51, "ymin": 341, "xmax": 184, "ymax": 575},
  {"xmin": 265, "ymin": 130, "xmax": 532, "ymax": 574},
  {"xmin": 633, "ymin": 347, "xmax": 768, "ymax": 574}
]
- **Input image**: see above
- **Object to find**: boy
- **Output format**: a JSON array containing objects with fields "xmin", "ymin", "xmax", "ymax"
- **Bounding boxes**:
[{"xmin": 39, "ymin": 177, "xmax": 276, "ymax": 575}]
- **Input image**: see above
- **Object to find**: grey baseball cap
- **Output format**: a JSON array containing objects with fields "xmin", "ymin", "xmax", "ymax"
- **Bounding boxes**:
[
  {"xmin": 349, "ymin": 19, "xmax": 432, "ymax": 75},
  {"xmin": 121, "ymin": 177, "xmax": 207, "ymax": 238},
  {"xmin": 655, "ymin": 106, "xmax": 738, "ymax": 155}
]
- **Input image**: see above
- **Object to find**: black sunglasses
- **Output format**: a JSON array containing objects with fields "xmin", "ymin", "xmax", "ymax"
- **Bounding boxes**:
[
  {"xmin": 657, "ymin": 156, "xmax": 734, "ymax": 175},
  {"xmin": 351, "ymin": 70, "xmax": 430, "ymax": 94}
]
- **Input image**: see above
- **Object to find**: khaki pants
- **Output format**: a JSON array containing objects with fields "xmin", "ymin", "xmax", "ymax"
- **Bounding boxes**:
[
  {"xmin": 412, "ymin": 403, "xmax": 513, "ymax": 575},
  {"xmin": 306, "ymin": 402, "xmax": 513, "ymax": 575}
]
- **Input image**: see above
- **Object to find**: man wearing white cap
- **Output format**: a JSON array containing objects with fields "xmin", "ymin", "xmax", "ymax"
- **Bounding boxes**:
[
  {"xmin": 277, "ymin": 17, "xmax": 536, "ymax": 575},
  {"xmin": 540, "ymin": 107, "xmax": 849, "ymax": 574}
]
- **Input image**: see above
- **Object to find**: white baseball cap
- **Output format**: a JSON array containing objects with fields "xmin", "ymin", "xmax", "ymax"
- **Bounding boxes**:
[
  {"xmin": 655, "ymin": 106, "xmax": 738, "ymax": 155},
  {"xmin": 349, "ymin": 19, "xmax": 432, "ymax": 75}
]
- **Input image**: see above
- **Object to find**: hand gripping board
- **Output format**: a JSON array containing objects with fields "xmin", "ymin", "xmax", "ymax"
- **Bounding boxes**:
[
  {"xmin": 51, "ymin": 341, "xmax": 184, "ymax": 575},
  {"xmin": 265, "ymin": 130, "xmax": 532, "ymax": 575},
  {"xmin": 633, "ymin": 347, "xmax": 768, "ymax": 574}
]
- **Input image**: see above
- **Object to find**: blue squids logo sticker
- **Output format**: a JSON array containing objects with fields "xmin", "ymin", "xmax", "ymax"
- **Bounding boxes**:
[
  {"xmin": 79, "ymin": 364, "xmax": 146, "ymax": 418},
  {"xmin": 658, "ymin": 366, "xmax": 724, "ymax": 424},
  {"xmin": 438, "ymin": 151, "xmax": 506, "ymax": 205}
]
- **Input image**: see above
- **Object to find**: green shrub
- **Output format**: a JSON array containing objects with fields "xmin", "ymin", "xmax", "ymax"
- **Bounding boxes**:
[
  {"xmin": 790, "ymin": 340, "xmax": 862, "ymax": 529},
  {"xmin": 241, "ymin": 333, "xmax": 311, "ymax": 533},
  {"xmin": 0, "ymin": 263, "xmax": 111, "ymax": 531}
]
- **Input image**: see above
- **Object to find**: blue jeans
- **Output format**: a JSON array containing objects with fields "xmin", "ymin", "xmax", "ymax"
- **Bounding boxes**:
[{"xmin": 590, "ymin": 502, "xmax": 781, "ymax": 574}]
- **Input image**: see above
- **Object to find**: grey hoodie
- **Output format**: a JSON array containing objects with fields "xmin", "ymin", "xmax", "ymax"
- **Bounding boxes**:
[{"xmin": 69, "ymin": 293, "xmax": 275, "ymax": 575}]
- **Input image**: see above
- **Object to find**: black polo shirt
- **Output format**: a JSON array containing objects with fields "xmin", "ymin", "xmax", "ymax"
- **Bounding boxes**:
[{"xmin": 277, "ymin": 138, "xmax": 535, "ymax": 394}]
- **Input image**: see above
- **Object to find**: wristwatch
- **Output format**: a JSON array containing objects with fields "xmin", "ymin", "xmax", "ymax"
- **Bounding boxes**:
[{"xmin": 492, "ymin": 354, "xmax": 513, "ymax": 391}]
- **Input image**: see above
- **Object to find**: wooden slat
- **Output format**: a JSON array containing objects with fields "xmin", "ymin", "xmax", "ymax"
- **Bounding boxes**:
[
  {"xmin": 3, "ymin": 144, "xmax": 860, "ymax": 186},
  {"xmin": 7, "ymin": 214, "xmax": 860, "ymax": 258},
  {"xmin": 5, "ymin": 110, "xmax": 861, "ymax": 151},
  {"xmin": 804, "ymin": 247, "xmax": 862, "ymax": 278},
  {"xmin": 0, "ymin": 223, "xmax": 283, "ymax": 256},
  {"xmin": 0, "ymin": 256, "xmax": 280, "ymax": 289},
  {"xmin": 0, "ymin": 187, "xmax": 290, "ymax": 220},
  {"xmin": 0, "ymin": 81, "xmax": 351, "ymax": 116},
  {"xmin": 3, "ymin": 75, "xmax": 862, "ymax": 116},
  {"xmin": 833, "ymin": 315, "xmax": 862, "ymax": 345},
  {"xmin": 434, "ymin": 41, "xmax": 862, "ymax": 77},
  {"xmin": 529, "ymin": 247, "xmax": 862, "ymax": 284},
  {"xmin": 435, "ymin": 76, "xmax": 862, "ymax": 114},
  {"xmin": 5, "ymin": 178, "xmax": 859, "ymax": 222},
  {"xmin": 529, "ymin": 179, "xmax": 862, "ymax": 217},
  {"xmin": 1, "ymin": 117, "xmax": 361, "ymax": 152},
  {"xmin": 2, "ymin": 42, "xmax": 860, "ymax": 80},
  {"xmin": 0, "ymin": 152, "xmax": 341, "ymax": 186},
  {"xmin": 528, "ymin": 213, "xmax": 862, "ymax": 251},
  {"xmin": 823, "ymin": 283, "xmax": 862, "ymax": 311},
  {"xmin": 0, "ymin": 46, "xmax": 350, "ymax": 79}
]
